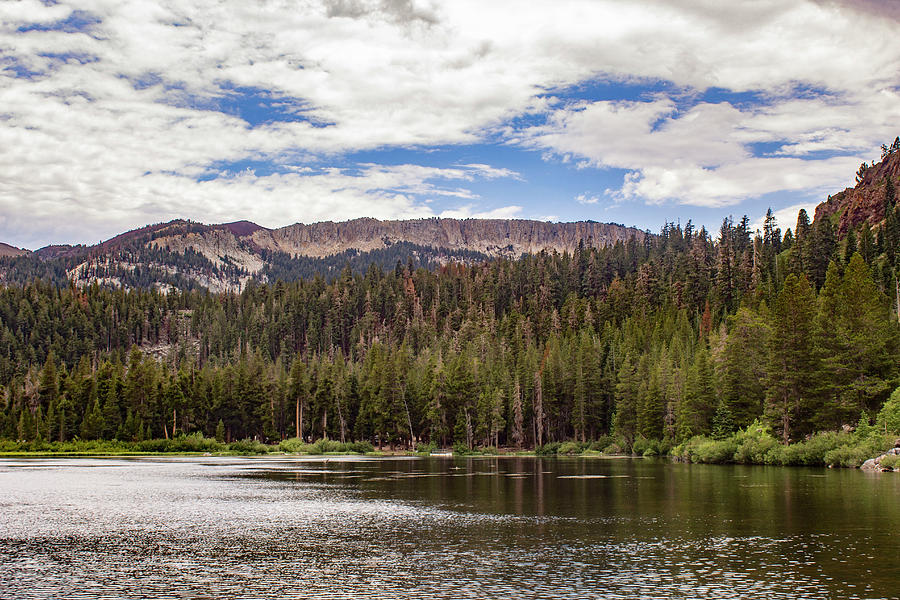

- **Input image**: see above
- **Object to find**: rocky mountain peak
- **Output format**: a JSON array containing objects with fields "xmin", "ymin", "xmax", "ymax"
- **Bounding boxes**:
[{"xmin": 814, "ymin": 149, "xmax": 900, "ymax": 236}]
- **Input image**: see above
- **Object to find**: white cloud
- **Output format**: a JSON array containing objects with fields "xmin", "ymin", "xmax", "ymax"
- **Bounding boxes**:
[
  {"xmin": 523, "ymin": 92, "xmax": 898, "ymax": 207},
  {"xmin": 0, "ymin": 1, "xmax": 72, "ymax": 24},
  {"xmin": 1, "ymin": 0, "xmax": 900, "ymax": 246},
  {"xmin": 0, "ymin": 162, "xmax": 522, "ymax": 248},
  {"xmin": 575, "ymin": 193, "xmax": 599, "ymax": 205},
  {"xmin": 438, "ymin": 204, "xmax": 523, "ymax": 219},
  {"xmin": 751, "ymin": 202, "xmax": 821, "ymax": 236}
]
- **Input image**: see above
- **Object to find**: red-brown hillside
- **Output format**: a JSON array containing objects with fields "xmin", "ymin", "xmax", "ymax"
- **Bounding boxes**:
[
  {"xmin": 814, "ymin": 150, "xmax": 900, "ymax": 236},
  {"xmin": 0, "ymin": 242, "xmax": 27, "ymax": 258}
]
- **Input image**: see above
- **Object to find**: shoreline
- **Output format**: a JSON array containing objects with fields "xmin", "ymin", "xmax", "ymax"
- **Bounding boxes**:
[{"xmin": 0, "ymin": 450, "xmax": 894, "ymax": 471}]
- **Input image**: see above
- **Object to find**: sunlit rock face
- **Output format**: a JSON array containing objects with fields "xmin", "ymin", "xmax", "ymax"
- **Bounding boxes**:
[
  {"xmin": 31, "ymin": 217, "xmax": 643, "ymax": 292},
  {"xmin": 251, "ymin": 217, "xmax": 645, "ymax": 258},
  {"xmin": 814, "ymin": 151, "xmax": 900, "ymax": 237}
]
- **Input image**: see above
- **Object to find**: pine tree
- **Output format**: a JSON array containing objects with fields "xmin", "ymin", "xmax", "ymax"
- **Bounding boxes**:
[
  {"xmin": 844, "ymin": 228, "xmax": 858, "ymax": 264},
  {"xmin": 572, "ymin": 349, "xmax": 587, "ymax": 442},
  {"xmin": 38, "ymin": 351, "xmax": 58, "ymax": 411},
  {"xmin": 676, "ymin": 346, "xmax": 716, "ymax": 441},
  {"xmin": 288, "ymin": 355, "xmax": 309, "ymax": 440},
  {"xmin": 425, "ymin": 358, "xmax": 449, "ymax": 446},
  {"xmin": 711, "ymin": 398, "xmax": 735, "ymax": 439},
  {"xmin": 720, "ymin": 307, "xmax": 770, "ymax": 428},
  {"xmin": 18, "ymin": 408, "xmax": 34, "ymax": 442},
  {"xmin": 637, "ymin": 361, "xmax": 664, "ymax": 440},
  {"xmin": 818, "ymin": 255, "xmax": 898, "ymax": 427},
  {"xmin": 860, "ymin": 223, "xmax": 875, "ymax": 264},
  {"xmin": 766, "ymin": 274, "xmax": 819, "ymax": 443},
  {"xmin": 614, "ymin": 354, "xmax": 639, "ymax": 447},
  {"xmin": 510, "ymin": 379, "xmax": 524, "ymax": 448},
  {"xmin": 80, "ymin": 396, "xmax": 104, "ymax": 441},
  {"xmin": 101, "ymin": 379, "xmax": 121, "ymax": 439}
]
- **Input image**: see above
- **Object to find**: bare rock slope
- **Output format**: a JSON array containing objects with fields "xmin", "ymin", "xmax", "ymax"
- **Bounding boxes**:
[
  {"xmin": 248, "ymin": 218, "xmax": 642, "ymax": 258},
  {"xmin": 814, "ymin": 151, "xmax": 900, "ymax": 236}
]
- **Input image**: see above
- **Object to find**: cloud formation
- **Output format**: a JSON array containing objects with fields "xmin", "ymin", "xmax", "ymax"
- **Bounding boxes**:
[{"xmin": 1, "ymin": 0, "xmax": 898, "ymax": 247}]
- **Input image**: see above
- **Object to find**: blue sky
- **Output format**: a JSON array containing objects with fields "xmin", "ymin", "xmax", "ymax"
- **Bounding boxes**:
[{"xmin": 1, "ymin": 0, "xmax": 899, "ymax": 249}]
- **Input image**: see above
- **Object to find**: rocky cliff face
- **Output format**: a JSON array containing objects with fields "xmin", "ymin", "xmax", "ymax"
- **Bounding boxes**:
[
  {"xmin": 814, "ymin": 151, "xmax": 900, "ymax": 236},
  {"xmin": 143, "ymin": 217, "xmax": 643, "ymax": 272},
  {"xmin": 44, "ymin": 217, "xmax": 643, "ymax": 291},
  {"xmin": 248, "ymin": 218, "xmax": 643, "ymax": 258}
]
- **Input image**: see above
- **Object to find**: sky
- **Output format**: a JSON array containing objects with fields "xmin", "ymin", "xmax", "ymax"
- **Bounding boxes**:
[{"xmin": 2, "ymin": 0, "xmax": 900, "ymax": 250}]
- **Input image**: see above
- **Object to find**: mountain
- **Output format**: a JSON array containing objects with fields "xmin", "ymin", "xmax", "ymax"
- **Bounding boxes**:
[
  {"xmin": 0, "ymin": 218, "xmax": 645, "ymax": 292},
  {"xmin": 0, "ymin": 243, "xmax": 27, "ymax": 258},
  {"xmin": 145, "ymin": 217, "xmax": 643, "ymax": 259},
  {"xmin": 814, "ymin": 147, "xmax": 900, "ymax": 236}
]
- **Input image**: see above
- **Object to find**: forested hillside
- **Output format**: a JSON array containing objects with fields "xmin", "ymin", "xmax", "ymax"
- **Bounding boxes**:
[
  {"xmin": 3, "ymin": 151, "xmax": 900, "ymax": 454},
  {"xmin": 0, "ymin": 217, "xmax": 641, "ymax": 293}
]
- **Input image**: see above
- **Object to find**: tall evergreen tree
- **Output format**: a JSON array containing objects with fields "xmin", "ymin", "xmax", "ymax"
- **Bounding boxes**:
[{"xmin": 766, "ymin": 274, "xmax": 819, "ymax": 443}]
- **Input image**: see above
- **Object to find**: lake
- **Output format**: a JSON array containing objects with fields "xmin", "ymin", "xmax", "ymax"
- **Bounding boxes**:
[{"xmin": 0, "ymin": 456, "xmax": 897, "ymax": 599}]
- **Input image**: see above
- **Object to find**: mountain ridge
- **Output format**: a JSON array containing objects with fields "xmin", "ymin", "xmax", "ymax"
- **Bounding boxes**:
[
  {"xmin": 1, "ymin": 217, "xmax": 646, "ymax": 292},
  {"xmin": 0, "ymin": 242, "xmax": 27, "ymax": 258}
]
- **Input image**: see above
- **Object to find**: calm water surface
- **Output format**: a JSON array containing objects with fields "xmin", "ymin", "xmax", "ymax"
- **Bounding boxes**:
[{"xmin": 0, "ymin": 456, "xmax": 898, "ymax": 599}]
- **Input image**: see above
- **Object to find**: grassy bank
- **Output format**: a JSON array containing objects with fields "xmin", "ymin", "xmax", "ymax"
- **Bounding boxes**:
[
  {"xmin": 671, "ymin": 421, "xmax": 896, "ymax": 468},
  {"xmin": 431, "ymin": 423, "xmax": 897, "ymax": 469},
  {"xmin": 2, "ymin": 428, "xmax": 895, "ymax": 468},
  {"xmin": 0, "ymin": 435, "xmax": 376, "ymax": 456}
]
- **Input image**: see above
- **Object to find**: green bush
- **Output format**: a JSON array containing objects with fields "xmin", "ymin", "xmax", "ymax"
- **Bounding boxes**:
[
  {"xmin": 824, "ymin": 444, "xmax": 874, "ymax": 468},
  {"xmin": 452, "ymin": 442, "xmax": 474, "ymax": 455},
  {"xmin": 880, "ymin": 454, "xmax": 898, "ymax": 470},
  {"xmin": 135, "ymin": 438, "xmax": 171, "ymax": 452},
  {"xmin": 0, "ymin": 439, "xmax": 24, "ymax": 452},
  {"xmin": 278, "ymin": 437, "xmax": 309, "ymax": 453},
  {"xmin": 876, "ymin": 387, "xmax": 900, "ymax": 436},
  {"xmin": 632, "ymin": 437, "xmax": 671, "ymax": 458},
  {"xmin": 673, "ymin": 422, "xmax": 884, "ymax": 467},
  {"xmin": 779, "ymin": 431, "xmax": 849, "ymax": 466},
  {"xmin": 347, "ymin": 440, "xmax": 375, "ymax": 453},
  {"xmin": 824, "ymin": 433, "xmax": 894, "ymax": 467},
  {"xmin": 279, "ymin": 438, "xmax": 375, "ymax": 454},
  {"xmin": 557, "ymin": 441, "xmax": 586, "ymax": 455},
  {"xmin": 311, "ymin": 438, "xmax": 343, "ymax": 453},
  {"xmin": 631, "ymin": 437, "xmax": 652, "ymax": 456},
  {"xmin": 695, "ymin": 438, "xmax": 738, "ymax": 464},
  {"xmin": 675, "ymin": 436, "xmax": 738, "ymax": 464},
  {"xmin": 415, "ymin": 441, "xmax": 437, "ymax": 453},
  {"xmin": 227, "ymin": 439, "xmax": 271, "ymax": 454},
  {"xmin": 731, "ymin": 423, "xmax": 780, "ymax": 464},
  {"xmin": 603, "ymin": 442, "xmax": 624, "ymax": 455},
  {"xmin": 535, "ymin": 442, "xmax": 562, "ymax": 456},
  {"xmin": 589, "ymin": 436, "xmax": 614, "ymax": 452}
]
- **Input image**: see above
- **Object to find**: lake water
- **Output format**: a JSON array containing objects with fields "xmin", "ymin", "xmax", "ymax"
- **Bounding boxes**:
[{"xmin": 0, "ymin": 456, "xmax": 897, "ymax": 599}]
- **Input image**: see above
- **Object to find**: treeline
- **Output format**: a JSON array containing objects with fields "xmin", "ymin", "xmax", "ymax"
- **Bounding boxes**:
[
  {"xmin": 259, "ymin": 241, "xmax": 492, "ymax": 283},
  {"xmin": 2, "ymin": 192, "xmax": 900, "ymax": 449}
]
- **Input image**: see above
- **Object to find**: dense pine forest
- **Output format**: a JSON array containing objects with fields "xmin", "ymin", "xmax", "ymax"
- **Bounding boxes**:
[
  {"xmin": 4, "ymin": 148, "xmax": 900, "ymax": 462},
  {"xmin": 2, "ymin": 204, "xmax": 900, "ymax": 458}
]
